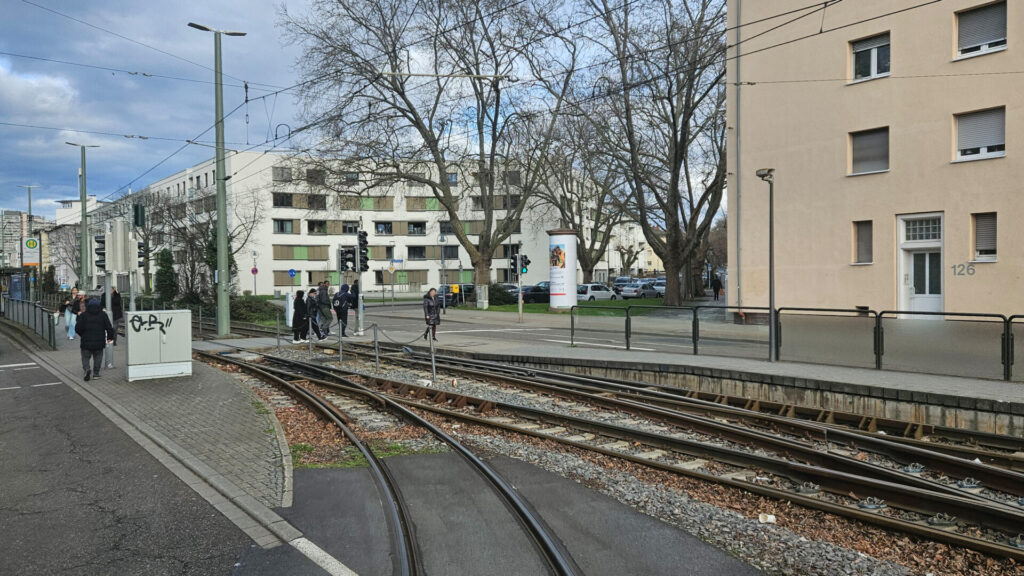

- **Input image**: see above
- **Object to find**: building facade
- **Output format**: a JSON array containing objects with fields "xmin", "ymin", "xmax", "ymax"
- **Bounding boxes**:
[
  {"xmin": 727, "ymin": 0, "xmax": 1020, "ymax": 314},
  {"xmin": 107, "ymin": 151, "xmax": 631, "ymax": 297}
]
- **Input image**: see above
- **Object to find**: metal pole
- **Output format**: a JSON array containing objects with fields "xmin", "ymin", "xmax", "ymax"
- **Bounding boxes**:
[
  {"xmin": 80, "ymin": 147, "xmax": 89, "ymax": 285},
  {"xmin": 213, "ymin": 30, "xmax": 230, "ymax": 338},
  {"xmin": 198, "ymin": 306, "xmax": 202, "ymax": 338},
  {"xmin": 276, "ymin": 310, "xmax": 281, "ymax": 354},
  {"xmin": 428, "ymin": 332, "xmax": 436, "ymax": 382},
  {"xmin": 517, "ymin": 253, "xmax": 523, "ymax": 324},
  {"xmin": 338, "ymin": 308, "xmax": 343, "ymax": 361},
  {"xmin": 441, "ymin": 246, "xmax": 446, "ymax": 315},
  {"xmin": 104, "ymin": 222, "xmax": 113, "ymax": 369},
  {"xmin": 355, "ymin": 233, "xmax": 364, "ymax": 335},
  {"xmin": 768, "ymin": 179, "xmax": 776, "ymax": 362},
  {"xmin": 373, "ymin": 324, "xmax": 380, "ymax": 371},
  {"xmin": 308, "ymin": 314, "xmax": 313, "ymax": 355}
]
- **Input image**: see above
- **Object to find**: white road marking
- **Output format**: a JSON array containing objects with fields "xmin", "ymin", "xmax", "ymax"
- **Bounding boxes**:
[
  {"xmin": 444, "ymin": 328, "xmax": 552, "ymax": 334},
  {"xmin": 13, "ymin": 367, "xmax": 38, "ymax": 371},
  {"xmin": 0, "ymin": 386, "xmax": 21, "ymax": 391},
  {"xmin": 0, "ymin": 362, "xmax": 35, "ymax": 369},
  {"xmin": 289, "ymin": 537, "xmax": 358, "ymax": 576},
  {"xmin": 31, "ymin": 382, "xmax": 63, "ymax": 387},
  {"xmin": 542, "ymin": 339, "xmax": 655, "ymax": 351}
]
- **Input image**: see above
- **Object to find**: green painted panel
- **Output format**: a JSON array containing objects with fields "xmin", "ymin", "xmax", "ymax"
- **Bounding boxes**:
[
  {"xmin": 360, "ymin": 197, "xmax": 374, "ymax": 210},
  {"xmin": 294, "ymin": 246, "xmax": 309, "ymax": 260},
  {"xmin": 330, "ymin": 271, "xmax": 340, "ymax": 284},
  {"xmin": 293, "ymin": 274, "xmax": 302, "ymax": 286},
  {"xmin": 396, "ymin": 271, "xmax": 409, "ymax": 284},
  {"xmin": 425, "ymin": 197, "xmax": 439, "ymax": 210},
  {"xmin": 459, "ymin": 271, "xmax": 473, "ymax": 283}
]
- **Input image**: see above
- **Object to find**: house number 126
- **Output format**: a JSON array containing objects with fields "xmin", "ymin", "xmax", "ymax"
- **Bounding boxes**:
[{"xmin": 951, "ymin": 263, "xmax": 976, "ymax": 276}]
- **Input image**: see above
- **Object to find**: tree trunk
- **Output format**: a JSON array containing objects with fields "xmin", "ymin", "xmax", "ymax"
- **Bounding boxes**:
[
  {"xmin": 473, "ymin": 258, "xmax": 492, "ymax": 309},
  {"xmin": 663, "ymin": 258, "xmax": 683, "ymax": 307},
  {"xmin": 582, "ymin": 267, "xmax": 594, "ymax": 283}
]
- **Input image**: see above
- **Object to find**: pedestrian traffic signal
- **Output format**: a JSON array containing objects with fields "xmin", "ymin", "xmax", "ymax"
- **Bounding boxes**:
[
  {"xmin": 94, "ymin": 234, "xmax": 106, "ymax": 271},
  {"xmin": 520, "ymin": 254, "xmax": 530, "ymax": 274},
  {"xmin": 357, "ymin": 230, "xmax": 369, "ymax": 272},
  {"xmin": 133, "ymin": 204, "xmax": 146, "ymax": 227},
  {"xmin": 136, "ymin": 242, "xmax": 147, "ymax": 269},
  {"xmin": 338, "ymin": 246, "xmax": 355, "ymax": 271}
]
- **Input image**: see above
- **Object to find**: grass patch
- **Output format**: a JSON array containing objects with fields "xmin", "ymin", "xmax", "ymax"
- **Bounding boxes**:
[
  {"xmin": 289, "ymin": 441, "xmax": 443, "ymax": 469},
  {"xmin": 251, "ymin": 400, "xmax": 271, "ymax": 415}
]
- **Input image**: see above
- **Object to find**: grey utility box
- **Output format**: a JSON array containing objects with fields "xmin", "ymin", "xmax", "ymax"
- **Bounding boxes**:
[{"xmin": 126, "ymin": 310, "xmax": 192, "ymax": 381}]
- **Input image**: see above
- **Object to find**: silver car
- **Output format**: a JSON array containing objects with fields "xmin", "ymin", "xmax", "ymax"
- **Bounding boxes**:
[
  {"xmin": 577, "ymin": 283, "xmax": 616, "ymax": 302},
  {"xmin": 620, "ymin": 281, "xmax": 659, "ymax": 299}
]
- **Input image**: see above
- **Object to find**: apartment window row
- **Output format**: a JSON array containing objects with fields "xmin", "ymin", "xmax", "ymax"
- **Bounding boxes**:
[
  {"xmin": 271, "ymin": 245, "xmax": 330, "ymax": 261},
  {"xmin": 271, "ymin": 166, "xmax": 326, "ymax": 185},
  {"xmin": 852, "ymin": 213, "xmax": 997, "ymax": 264},
  {"xmin": 272, "ymin": 193, "xmax": 327, "ymax": 210},
  {"xmin": 274, "ymin": 219, "xmax": 361, "ymax": 235},
  {"xmin": 849, "ymin": 107, "xmax": 1005, "ymax": 175},
  {"xmin": 374, "ymin": 221, "xmax": 428, "ymax": 236},
  {"xmin": 406, "ymin": 245, "xmax": 460, "ymax": 261},
  {"xmin": 470, "ymin": 195, "xmax": 521, "ymax": 211},
  {"xmin": 849, "ymin": 2, "xmax": 1006, "ymax": 83},
  {"xmin": 374, "ymin": 269, "xmax": 429, "ymax": 286}
]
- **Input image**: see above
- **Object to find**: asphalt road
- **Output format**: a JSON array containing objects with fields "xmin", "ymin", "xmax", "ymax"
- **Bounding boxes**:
[{"xmin": 0, "ymin": 330, "xmax": 254, "ymax": 576}]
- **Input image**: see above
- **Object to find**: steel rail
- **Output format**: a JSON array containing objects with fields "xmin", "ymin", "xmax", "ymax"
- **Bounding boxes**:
[
  {"xmin": 249, "ymin": 354, "xmax": 582, "ymax": 576},
  {"xmin": 194, "ymin": 350, "xmax": 422, "ymax": 576},
  {"xmin": 247, "ymin": 355, "xmax": 1024, "ymax": 561}
]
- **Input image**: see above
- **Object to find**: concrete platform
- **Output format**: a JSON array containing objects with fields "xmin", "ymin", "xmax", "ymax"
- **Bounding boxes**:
[{"xmin": 241, "ymin": 453, "xmax": 758, "ymax": 576}]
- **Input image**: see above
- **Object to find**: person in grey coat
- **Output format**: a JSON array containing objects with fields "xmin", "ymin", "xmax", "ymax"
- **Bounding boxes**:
[{"xmin": 422, "ymin": 288, "xmax": 441, "ymax": 341}]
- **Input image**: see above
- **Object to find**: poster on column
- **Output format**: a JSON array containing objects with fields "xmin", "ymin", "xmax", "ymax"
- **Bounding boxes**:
[{"xmin": 547, "ymin": 229, "xmax": 577, "ymax": 309}]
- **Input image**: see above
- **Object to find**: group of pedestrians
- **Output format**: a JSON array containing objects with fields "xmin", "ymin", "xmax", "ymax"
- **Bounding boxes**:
[
  {"xmin": 291, "ymin": 280, "xmax": 358, "ymax": 344},
  {"xmin": 60, "ymin": 286, "xmax": 122, "ymax": 381}
]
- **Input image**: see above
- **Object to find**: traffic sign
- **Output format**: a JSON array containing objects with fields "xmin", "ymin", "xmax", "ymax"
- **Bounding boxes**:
[
  {"xmin": 388, "ymin": 264, "xmax": 395, "ymax": 273},
  {"xmin": 288, "ymin": 269, "xmax": 296, "ymax": 278},
  {"xmin": 251, "ymin": 267, "xmax": 259, "ymax": 275},
  {"xmin": 391, "ymin": 259, "xmax": 404, "ymax": 264}
]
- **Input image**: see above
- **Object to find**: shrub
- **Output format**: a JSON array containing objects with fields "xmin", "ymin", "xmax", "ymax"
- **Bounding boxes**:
[{"xmin": 486, "ymin": 282, "xmax": 516, "ymax": 306}]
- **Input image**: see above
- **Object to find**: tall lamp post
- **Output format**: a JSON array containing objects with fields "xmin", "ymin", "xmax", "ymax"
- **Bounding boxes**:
[
  {"xmin": 189, "ymin": 21, "xmax": 246, "ymax": 337},
  {"xmin": 439, "ymin": 233, "xmax": 447, "ymax": 315},
  {"xmin": 756, "ymin": 168, "xmax": 776, "ymax": 362},
  {"xmin": 66, "ymin": 142, "xmax": 98, "ymax": 288},
  {"xmin": 17, "ymin": 185, "xmax": 38, "ymax": 300}
]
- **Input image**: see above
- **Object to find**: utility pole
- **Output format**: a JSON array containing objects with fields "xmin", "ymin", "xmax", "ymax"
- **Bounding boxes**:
[
  {"xmin": 189, "ymin": 22, "xmax": 246, "ymax": 337},
  {"xmin": 18, "ymin": 185, "xmax": 38, "ymax": 301},
  {"xmin": 66, "ymin": 142, "xmax": 98, "ymax": 287}
]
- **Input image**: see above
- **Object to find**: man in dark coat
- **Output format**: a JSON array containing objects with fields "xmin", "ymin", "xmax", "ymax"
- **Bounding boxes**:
[
  {"xmin": 422, "ymin": 288, "xmax": 441, "ymax": 341},
  {"xmin": 332, "ymin": 284, "xmax": 351, "ymax": 337},
  {"xmin": 292, "ymin": 290, "xmax": 309, "ymax": 343},
  {"xmin": 710, "ymin": 275, "xmax": 723, "ymax": 301},
  {"xmin": 75, "ymin": 298, "xmax": 115, "ymax": 381},
  {"xmin": 306, "ymin": 288, "xmax": 326, "ymax": 340},
  {"xmin": 316, "ymin": 281, "xmax": 332, "ymax": 336}
]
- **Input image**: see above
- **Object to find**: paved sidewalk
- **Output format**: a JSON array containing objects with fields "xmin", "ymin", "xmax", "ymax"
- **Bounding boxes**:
[{"xmin": 40, "ymin": 321, "xmax": 288, "ymax": 509}]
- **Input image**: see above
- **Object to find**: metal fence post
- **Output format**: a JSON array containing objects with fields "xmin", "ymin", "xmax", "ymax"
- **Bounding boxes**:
[
  {"xmin": 692, "ymin": 307, "xmax": 700, "ymax": 355},
  {"xmin": 775, "ymin": 312, "xmax": 782, "ymax": 361},
  {"xmin": 428, "ymin": 332, "xmax": 437, "ymax": 381},
  {"xmin": 373, "ymin": 324, "xmax": 380, "ymax": 371},
  {"xmin": 1002, "ymin": 319, "xmax": 1013, "ymax": 381},
  {"xmin": 625, "ymin": 307, "xmax": 631, "ymax": 350},
  {"xmin": 874, "ymin": 313, "xmax": 884, "ymax": 370},
  {"xmin": 570, "ymin": 306, "xmax": 576, "ymax": 347},
  {"xmin": 276, "ymin": 311, "xmax": 281, "ymax": 355}
]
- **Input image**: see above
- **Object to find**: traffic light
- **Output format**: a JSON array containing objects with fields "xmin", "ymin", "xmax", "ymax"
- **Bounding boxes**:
[
  {"xmin": 520, "ymin": 254, "xmax": 530, "ymax": 274},
  {"xmin": 135, "ymin": 241, "xmax": 147, "ymax": 269},
  {"xmin": 338, "ymin": 246, "xmax": 355, "ymax": 271},
  {"xmin": 94, "ymin": 234, "xmax": 107, "ymax": 272},
  {"xmin": 133, "ymin": 204, "xmax": 146, "ymax": 227},
  {"xmin": 357, "ymin": 231, "xmax": 369, "ymax": 272}
]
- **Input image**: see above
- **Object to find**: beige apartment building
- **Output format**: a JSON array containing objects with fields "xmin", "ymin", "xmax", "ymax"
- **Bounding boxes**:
[{"xmin": 727, "ymin": 0, "xmax": 1019, "ymax": 314}]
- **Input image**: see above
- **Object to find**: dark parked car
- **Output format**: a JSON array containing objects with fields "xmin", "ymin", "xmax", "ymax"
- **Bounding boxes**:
[
  {"xmin": 444, "ymin": 283, "xmax": 475, "ymax": 305},
  {"xmin": 520, "ymin": 285, "xmax": 550, "ymax": 304}
]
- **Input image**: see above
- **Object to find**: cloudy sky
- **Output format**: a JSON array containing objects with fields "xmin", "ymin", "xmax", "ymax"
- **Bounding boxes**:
[{"xmin": 0, "ymin": 0, "xmax": 312, "ymax": 224}]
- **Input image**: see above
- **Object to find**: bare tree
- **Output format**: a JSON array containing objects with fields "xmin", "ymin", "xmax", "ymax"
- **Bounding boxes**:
[
  {"xmin": 585, "ymin": 0, "xmax": 726, "ymax": 305},
  {"xmin": 615, "ymin": 244, "xmax": 641, "ymax": 276},
  {"xmin": 47, "ymin": 224, "xmax": 81, "ymax": 286},
  {"xmin": 282, "ymin": 0, "xmax": 576, "ymax": 305}
]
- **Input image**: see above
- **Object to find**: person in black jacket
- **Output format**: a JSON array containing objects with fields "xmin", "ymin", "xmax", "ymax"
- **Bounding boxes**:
[
  {"xmin": 422, "ymin": 288, "xmax": 441, "ymax": 341},
  {"xmin": 292, "ymin": 290, "xmax": 308, "ymax": 343},
  {"xmin": 306, "ymin": 288, "xmax": 326, "ymax": 340},
  {"xmin": 75, "ymin": 298, "xmax": 115, "ymax": 381},
  {"xmin": 332, "ymin": 284, "xmax": 351, "ymax": 337}
]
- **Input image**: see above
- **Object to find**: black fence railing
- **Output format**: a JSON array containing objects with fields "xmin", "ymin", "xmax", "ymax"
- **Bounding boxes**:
[{"xmin": 570, "ymin": 304, "xmax": 1024, "ymax": 382}]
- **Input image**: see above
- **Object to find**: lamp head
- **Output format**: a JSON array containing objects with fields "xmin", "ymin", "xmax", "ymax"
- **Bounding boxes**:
[{"xmin": 755, "ymin": 168, "xmax": 775, "ymax": 182}]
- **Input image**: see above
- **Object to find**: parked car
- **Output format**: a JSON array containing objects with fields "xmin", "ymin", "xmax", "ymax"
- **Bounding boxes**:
[
  {"xmin": 620, "ymin": 281, "xmax": 659, "ymax": 299},
  {"xmin": 577, "ymin": 283, "xmax": 616, "ymax": 302},
  {"xmin": 520, "ymin": 285, "xmax": 550, "ymax": 304},
  {"xmin": 612, "ymin": 276, "xmax": 634, "ymax": 294},
  {"xmin": 653, "ymin": 279, "xmax": 667, "ymax": 296},
  {"xmin": 498, "ymin": 283, "xmax": 519, "ymax": 294},
  {"xmin": 444, "ymin": 283, "xmax": 475, "ymax": 306}
]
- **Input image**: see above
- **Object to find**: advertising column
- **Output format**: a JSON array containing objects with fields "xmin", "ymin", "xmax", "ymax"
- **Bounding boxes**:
[{"xmin": 547, "ymin": 229, "xmax": 577, "ymax": 310}]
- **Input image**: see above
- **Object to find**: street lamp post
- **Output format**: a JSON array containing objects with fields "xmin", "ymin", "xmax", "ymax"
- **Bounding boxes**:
[
  {"xmin": 189, "ymin": 21, "xmax": 246, "ymax": 337},
  {"xmin": 66, "ymin": 142, "xmax": 98, "ymax": 288},
  {"xmin": 756, "ymin": 168, "xmax": 776, "ymax": 362},
  {"xmin": 439, "ymin": 233, "xmax": 447, "ymax": 315}
]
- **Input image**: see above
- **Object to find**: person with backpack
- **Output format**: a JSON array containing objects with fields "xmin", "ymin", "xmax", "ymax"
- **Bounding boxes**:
[
  {"xmin": 316, "ymin": 281, "xmax": 333, "ymax": 336},
  {"xmin": 305, "ymin": 288, "xmax": 326, "ymax": 340},
  {"xmin": 332, "ymin": 284, "xmax": 352, "ymax": 337},
  {"xmin": 291, "ymin": 290, "xmax": 309, "ymax": 343},
  {"xmin": 75, "ymin": 297, "xmax": 115, "ymax": 381}
]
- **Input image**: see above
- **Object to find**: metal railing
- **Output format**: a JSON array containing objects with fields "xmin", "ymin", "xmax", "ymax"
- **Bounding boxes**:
[
  {"xmin": 569, "ymin": 303, "xmax": 1024, "ymax": 382},
  {"xmin": 0, "ymin": 295, "xmax": 58, "ymax": 349}
]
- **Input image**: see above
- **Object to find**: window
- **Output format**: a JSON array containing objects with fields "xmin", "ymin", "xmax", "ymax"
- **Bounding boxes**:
[
  {"xmin": 307, "ymin": 220, "xmax": 327, "ymax": 234},
  {"xmin": 471, "ymin": 196, "xmax": 483, "ymax": 210},
  {"xmin": 406, "ymin": 172, "xmax": 425, "ymax": 187},
  {"xmin": 503, "ymin": 170, "xmax": 522, "ymax": 186},
  {"xmin": 854, "ymin": 221, "xmax": 873, "ymax": 264},
  {"xmin": 306, "ymin": 168, "xmax": 326, "ymax": 185},
  {"xmin": 272, "ymin": 219, "xmax": 294, "ymax": 234},
  {"xmin": 442, "ymin": 245, "xmax": 459, "ymax": 260},
  {"xmin": 272, "ymin": 167, "xmax": 292, "ymax": 182},
  {"xmin": 273, "ymin": 193, "xmax": 293, "ymax": 207},
  {"xmin": 906, "ymin": 217, "xmax": 941, "ymax": 241},
  {"xmin": 507, "ymin": 195, "xmax": 521, "ymax": 209},
  {"xmin": 344, "ymin": 172, "xmax": 360, "ymax": 183},
  {"xmin": 408, "ymin": 246, "xmax": 427, "ymax": 260},
  {"xmin": 956, "ymin": 107, "xmax": 1005, "ymax": 160},
  {"xmin": 342, "ymin": 221, "xmax": 359, "ymax": 234},
  {"xmin": 851, "ymin": 33, "xmax": 890, "ymax": 80},
  {"xmin": 408, "ymin": 222, "xmax": 426, "ymax": 236},
  {"xmin": 957, "ymin": 2, "xmax": 1006, "ymax": 57},
  {"xmin": 307, "ymin": 194, "xmax": 327, "ymax": 210},
  {"xmin": 375, "ymin": 222, "xmax": 393, "ymax": 235},
  {"xmin": 439, "ymin": 221, "xmax": 455, "ymax": 235},
  {"xmin": 973, "ymin": 212, "xmax": 997, "ymax": 260},
  {"xmin": 446, "ymin": 172, "xmax": 458, "ymax": 185},
  {"xmin": 850, "ymin": 127, "xmax": 889, "ymax": 174}
]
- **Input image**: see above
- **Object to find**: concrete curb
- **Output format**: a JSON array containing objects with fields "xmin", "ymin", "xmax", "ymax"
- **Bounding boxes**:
[
  {"xmin": 1, "ymin": 324, "xmax": 355, "ymax": 576},
  {"xmin": 250, "ymin": 388, "xmax": 295, "ymax": 508}
]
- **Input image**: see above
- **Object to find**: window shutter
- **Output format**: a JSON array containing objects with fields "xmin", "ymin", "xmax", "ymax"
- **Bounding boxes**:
[
  {"xmin": 957, "ymin": 108, "xmax": 1005, "ymax": 150},
  {"xmin": 855, "ymin": 221, "xmax": 873, "ymax": 263},
  {"xmin": 958, "ymin": 2, "xmax": 1006, "ymax": 50},
  {"xmin": 360, "ymin": 197, "xmax": 374, "ymax": 211},
  {"xmin": 852, "ymin": 33, "xmax": 889, "ymax": 52},
  {"xmin": 975, "ymin": 213, "xmax": 997, "ymax": 252},
  {"xmin": 851, "ymin": 128, "xmax": 889, "ymax": 173}
]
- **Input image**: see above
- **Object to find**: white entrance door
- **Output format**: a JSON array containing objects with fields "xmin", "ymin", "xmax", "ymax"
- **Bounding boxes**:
[
  {"xmin": 898, "ymin": 214, "xmax": 944, "ymax": 314},
  {"xmin": 907, "ymin": 250, "xmax": 942, "ymax": 312}
]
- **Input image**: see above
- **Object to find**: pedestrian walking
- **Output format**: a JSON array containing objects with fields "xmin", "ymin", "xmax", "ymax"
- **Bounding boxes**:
[
  {"xmin": 317, "ymin": 281, "xmax": 333, "ymax": 336},
  {"xmin": 711, "ymin": 275, "xmax": 723, "ymax": 302},
  {"xmin": 332, "ymin": 284, "xmax": 351, "ymax": 337},
  {"xmin": 106, "ymin": 287, "xmax": 123, "ymax": 368},
  {"xmin": 75, "ymin": 298, "xmax": 115, "ymax": 381},
  {"xmin": 422, "ymin": 288, "xmax": 441, "ymax": 341},
  {"xmin": 291, "ymin": 290, "xmax": 309, "ymax": 343},
  {"xmin": 60, "ymin": 287, "xmax": 79, "ymax": 339},
  {"xmin": 306, "ymin": 288, "xmax": 326, "ymax": 340}
]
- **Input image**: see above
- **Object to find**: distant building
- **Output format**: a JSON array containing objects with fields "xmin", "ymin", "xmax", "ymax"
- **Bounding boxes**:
[
  {"xmin": 727, "ymin": 0, "xmax": 1019, "ymax": 313},
  {"xmin": 0, "ymin": 210, "xmax": 51, "ymax": 268}
]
